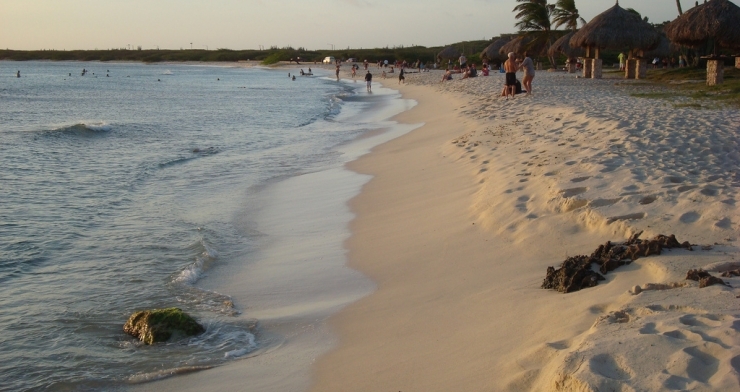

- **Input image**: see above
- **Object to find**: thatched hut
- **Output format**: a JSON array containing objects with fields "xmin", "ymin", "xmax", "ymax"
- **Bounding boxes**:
[
  {"xmin": 437, "ymin": 46, "xmax": 461, "ymax": 62},
  {"xmin": 664, "ymin": 0, "xmax": 740, "ymax": 50},
  {"xmin": 548, "ymin": 31, "xmax": 584, "ymax": 72},
  {"xmin": 481, "ymin": 38, "xmax": 509, "ymax": 63},
  {"xmin": 642, "ymin": 35, "xmax": 680, "ymax": 59},
  {"xmin": 664, "ymin": 0, "xmax": 740, "ymax": 85},
  {"xmin": 498, "ymin": 36, "xmax": 536, "ymax": 56},
  {"xmin": 570, "ymin": 2, "xmax": 659, "ymax": 78}
]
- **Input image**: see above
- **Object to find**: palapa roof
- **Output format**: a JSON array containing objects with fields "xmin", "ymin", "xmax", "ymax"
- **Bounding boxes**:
[
  {"xmin": 498, "ymin": 36, "xmax": 536, "ymax": 56},
  {"xmin": 481, "ymin": 38, "xmax": 509, "ymax": 61},
  {"xmin": 548, "ymin": 31, "xmax": 584, "ymax": 58},
  {"xmin": 664, "ymin": 0, "xmax": 740, "ymax": 49},
  {"xmin": 570, "ymin": 2, "xmax": 659, "ymax": 51},
  {"xmin": 437, "ymin": 46, "xmax": 461, "ymax": 60},
  {"xmin": 642, "ymin": 35, "xmax": 680, "ymax": 58}
]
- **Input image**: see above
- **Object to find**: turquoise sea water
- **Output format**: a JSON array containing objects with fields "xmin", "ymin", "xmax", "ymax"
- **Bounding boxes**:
[{"xmin": 0, "ymin": 61, "xmax": 403, "ymax": 390}]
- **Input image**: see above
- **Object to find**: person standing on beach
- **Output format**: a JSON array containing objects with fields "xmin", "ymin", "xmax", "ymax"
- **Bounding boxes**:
[
  {"xmin": 398, "ymin": 68, "xmax": 405, "ymax": 84},
  {"xmin": 335, "ymin": 64, "xmax": 340, "ymax": 81},
  {"xmin": 504, "ymin": 52, "xmax": 517, "ymax": 99},
  {"xmin": 518, "ymin": 52, "xmax": 535, "ymax": 96},
  {"xmin": 459, "ymin": 53, "xmax": 467, "ymax": 69},
  {"xmin": 364, "ymin": 70, "xmax": 372, "ymax": 92},
  {"xmin": 618, "ymin": 52, "xmax": 625, "ymax": 71}
]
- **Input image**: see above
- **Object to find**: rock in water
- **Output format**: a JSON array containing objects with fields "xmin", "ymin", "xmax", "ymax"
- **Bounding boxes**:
[{"xmin": 123, "ymin": 308, "xmax": 205, "ymax": 345}]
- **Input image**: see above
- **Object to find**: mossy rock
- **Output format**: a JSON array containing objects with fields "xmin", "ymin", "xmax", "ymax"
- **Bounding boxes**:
[{"xmin": 123, "ymin": 307, "xmax": 205, "ymax": 345}]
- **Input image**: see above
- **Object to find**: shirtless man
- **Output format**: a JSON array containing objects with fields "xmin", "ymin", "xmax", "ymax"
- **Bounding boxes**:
[{"xmin": 504, "ymin": 52, "xmax": 517, "ymax": 99}]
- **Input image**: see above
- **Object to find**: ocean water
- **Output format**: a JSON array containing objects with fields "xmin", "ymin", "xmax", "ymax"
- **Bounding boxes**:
[{"xmin": 0, "ymin": 61, "xmax": 413, "ymax": 391}]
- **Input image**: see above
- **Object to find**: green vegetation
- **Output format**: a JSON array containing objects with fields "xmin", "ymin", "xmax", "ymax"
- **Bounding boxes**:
[
  {"xmin": 627, "ymin": 66, "xmax": 740, "ymax": 109},
  {"xmin": 0, "ymin": 41, "xmax": 493, "ymax": 66}
]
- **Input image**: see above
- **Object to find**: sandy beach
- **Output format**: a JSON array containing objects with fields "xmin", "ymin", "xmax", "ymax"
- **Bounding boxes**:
[
  {"xmin": 139, "ymin": 65, "xmax": 740, "ymax": 391},
  {"xmin": 308, "ymin": 68, "xmax": 740, "ymax": 391}
]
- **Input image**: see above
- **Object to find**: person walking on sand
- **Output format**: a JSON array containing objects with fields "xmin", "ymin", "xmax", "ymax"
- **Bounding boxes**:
[
  {"xmin": 618, "ymin": 52, "xmax": 625, "ymax": 71},
  {"xmin": 504, "ymin": 52, "xmax": 517, "ymax": 99},
  {"xmin": 459, "ymin": 53, "xmax": 467, "ymax": 69},
  {"xmin": 398, "ymin": 67, "xmax": 405, "ymax": 84},
  {"xmin": 518, "ymin": 51, "xmax": 535, "ymax": 96},
  {"xmin": 335, "ymin": 64, "xmax": 340, "ymax": 81},
  {"xmin": 364, "ymin": 70, "xmax": 372, "ymax": 92}
]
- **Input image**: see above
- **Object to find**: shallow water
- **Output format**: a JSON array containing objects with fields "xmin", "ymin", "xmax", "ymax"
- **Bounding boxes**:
[{"xmin": 0, "ymin": 61, "xmax": 410, "ymax": 390}]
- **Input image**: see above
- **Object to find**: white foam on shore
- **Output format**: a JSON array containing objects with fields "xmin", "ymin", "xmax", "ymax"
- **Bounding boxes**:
[{"xmin": 132, "ymin": 77, "xmax": 419, "ymax": 392}]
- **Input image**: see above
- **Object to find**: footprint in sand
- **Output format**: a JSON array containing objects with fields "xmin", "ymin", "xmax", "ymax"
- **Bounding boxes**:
[
  {"xmin": 677, "ymin": 185, "xmax": 698, "ymax": 193},
  {"xmin": 700, "ymin": 187, "xmax": 718, "ymax": 196},
  {"xmin": 607, "ymin": 212, "xmax": 646, "ymax": 224},
  {"xmin": 588, "ymin": 354, "xmax": 634, "ymax": 381},
  {"xmin": 714, "ymin": 217, "xmax": 732, "ymax": 229},
  {"xmin": 560, "ymin": 187, "xmax": 588, "ymax": 198},
  {"xmin": 679, "ymin": 211, "xmax": 701, "ymax": 224},
  {"xmin": 589, "ymin": 198, "xmax": 621, "ymax": 208},
  {"xmin": 570, "ymin": 176, "xmax": 590, "ymax": 183},
  {"xmin": 639, "ymin": 195, "xmax": 657, "ymax": 205}
]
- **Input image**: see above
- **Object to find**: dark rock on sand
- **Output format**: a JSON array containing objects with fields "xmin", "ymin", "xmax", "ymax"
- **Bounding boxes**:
[
  {"xmin": 543, "ymin": 232, "xmax": 692, "ymax": 293},
  {"xmin": 721, "ymin": 269, "xmax": 740, "ymax": 278},
  {"xmin": 124, "ymin": 307, "xmax": 205, "ymax": 345}
]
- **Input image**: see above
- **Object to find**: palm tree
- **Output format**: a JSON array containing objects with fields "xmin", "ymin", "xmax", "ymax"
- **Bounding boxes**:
[
  {"xmin": 552, "ymin": 0, "xmax": 587, "ymax": 31},
  {"xmin": 513, "ymin": 0, "xmax": 555, "ymax": 64}
]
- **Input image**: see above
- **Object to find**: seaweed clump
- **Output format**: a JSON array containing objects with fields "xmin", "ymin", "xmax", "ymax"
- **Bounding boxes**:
[
  {"xmin": 542, "ymin": 232, "xmax": 692, "ymax": 293},
  {"xmin": 686, "ymin": 269, "xmax": 728, "ymax": 288},
  {"xmin": 123, "ymin": 307, "xmax": 205, "ymax": 345}
]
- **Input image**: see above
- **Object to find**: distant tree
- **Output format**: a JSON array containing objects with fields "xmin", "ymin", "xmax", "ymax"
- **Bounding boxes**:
[
  {"xmin": 552, "ymin": 0, "xmax": 587, "ymax": 31},
  {"xmin": 513, "ymin": 0, "xmax": 556, "ymax": 64}
]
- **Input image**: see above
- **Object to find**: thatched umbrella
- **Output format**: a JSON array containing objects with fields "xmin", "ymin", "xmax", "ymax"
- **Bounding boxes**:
[
  {"xmin": 570, "ymin": 2, "xmax": 660, "ymax": 58},
  {"xmin": 664, "ymin": 0, "xmax": 740, "ymax": 52},
  {"xmin": 481, "ymin": 38, "xmax": 509, "ymax": 61},
  {"xmin": 498, "ymin": 36, "xmax": 535, "ymax": 56},
  {"xmin": 548, "ymin": 31, "xmax": 584, "ymax": 59},
  {"xmin": 437, "ymin": 46, "xmax": 461, "ymax": 61},
  {"xmin": 642, "ymin": 35, "xmax": 680, "ymax": 58}
]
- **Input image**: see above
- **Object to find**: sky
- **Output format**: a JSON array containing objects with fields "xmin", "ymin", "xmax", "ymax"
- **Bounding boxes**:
[{"xmin": 0, "ymin": 0, "xmax": 722, "ymax": 51}]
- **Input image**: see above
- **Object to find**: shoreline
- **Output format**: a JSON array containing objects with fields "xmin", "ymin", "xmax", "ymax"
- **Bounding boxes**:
[
  {"xmin": 132, "ymin": 66, "xmax": 740, "ymax": 391},
  {"xmin": 128, "ymin": 72, "xmax": 420, "ymax": 392}
]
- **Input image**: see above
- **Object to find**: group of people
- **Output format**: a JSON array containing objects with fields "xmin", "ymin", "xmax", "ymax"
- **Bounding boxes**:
[
  {"xmin": 502, "ymin": 51, "xmax": 534, "ymax": 99},
  {"xmin": 618, "ymin": 52, "xmax": 689, "ymax": 71},
  {"xmin": 439, "ymin": 52, "xmax": 535, "ymax": 99}
]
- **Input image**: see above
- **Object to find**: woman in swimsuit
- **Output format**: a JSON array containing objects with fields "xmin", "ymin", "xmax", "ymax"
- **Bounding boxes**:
[{"xmin": 518, "ymin": 51, "xmax": 535, "ymax": 96}]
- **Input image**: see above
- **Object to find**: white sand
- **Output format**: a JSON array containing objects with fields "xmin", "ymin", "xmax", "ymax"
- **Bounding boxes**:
[{"xmin": 311, "ymin": 70, "xmax": 740, "ymax": 391}]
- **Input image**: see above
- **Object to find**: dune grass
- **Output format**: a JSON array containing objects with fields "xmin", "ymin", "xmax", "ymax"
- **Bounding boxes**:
[{"xmin": 627, "ymin": 66, "xmax": 740, "ymax": 109}]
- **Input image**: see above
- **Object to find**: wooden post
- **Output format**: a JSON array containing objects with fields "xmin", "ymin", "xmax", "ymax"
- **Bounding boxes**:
[
  {"xmin": 592, "ymin": 58, "xmax": 603, "ymax": 79},
  {"xmin": 568, "ymin": 60, "xmax": 576, "ymax": 73},
  {"xmin": 707, "ymin": 59, "xmax": 724, "ymax": 86},
  {"xmin": 625, "ymin": 59, "xmax": 637, "ymax": 78},
  {"xmin": 636, "ymin": 58, "xmax": 647, "ymax": 79},
  {"xmin": 583, "ymin": 58, "xmax": 593, "ymax": 78}
]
